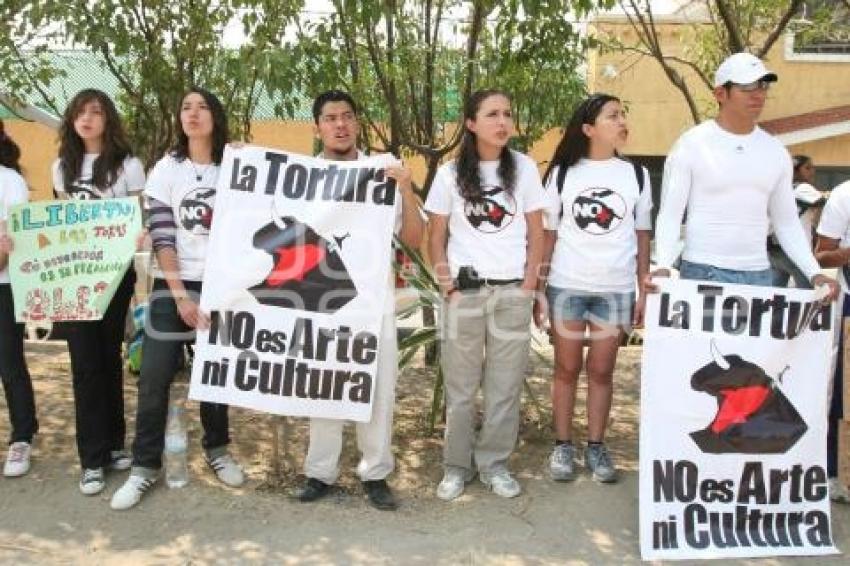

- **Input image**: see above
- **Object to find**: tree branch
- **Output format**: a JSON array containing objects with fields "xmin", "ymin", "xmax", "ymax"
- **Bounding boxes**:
[
  {"xmin": 756, "ymin": 0, "xmax": 804, "ymax": 58},
  {"xmin": 715, "ymin": 0, "xmax": 745, "ymax": 52}
]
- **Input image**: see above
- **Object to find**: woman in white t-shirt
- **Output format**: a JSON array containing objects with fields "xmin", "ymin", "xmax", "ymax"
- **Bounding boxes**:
[
  {"xmin": 52, "ymin": 89, "xmax": 145, "ymax": 496},
  {"xmin": 0, "ymin": 120, "xmax": 38, "ymax": 478},
  {"xmin": 425, "ymin": 89, "xmax": 545, "ymax": 501},
  {"xmin": 537, "ymin": 93, "xmax": 652, "ymax": 485},
  {"xmin": 111, "ymin": 87, "xmax": 244, "ymax": 511}
]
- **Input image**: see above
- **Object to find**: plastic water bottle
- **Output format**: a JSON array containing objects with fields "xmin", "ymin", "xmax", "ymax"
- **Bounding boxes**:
[{"xmin": 164, "ymin": 401, "xmax": 189, "ymax": 488}]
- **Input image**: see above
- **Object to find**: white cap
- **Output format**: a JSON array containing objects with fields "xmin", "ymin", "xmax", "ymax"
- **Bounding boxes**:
[{"xmin": 713, "ymin": 52, "xmax": 777, "ymax": 87}]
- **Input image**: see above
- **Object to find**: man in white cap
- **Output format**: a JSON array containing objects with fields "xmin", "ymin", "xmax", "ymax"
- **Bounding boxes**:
[{"xmin": 649, "ymin": 52, "xmax": 839, "ymax": 297}]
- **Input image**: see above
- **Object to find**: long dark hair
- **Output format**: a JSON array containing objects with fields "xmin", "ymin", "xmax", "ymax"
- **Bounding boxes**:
[
  {"xmin": 542, "ymin": 93, "xmax": 621, "ymax": 186},
  {"xmin": 455, "ymin": 89, "xmax": 516, "ymax": 200},
  {"xmin": 171, "ymin": 87, "xmax": 229, "ymax": 165},
  {"xmin": 0, "ymin": 119, "xmax": 22, "ymax": 173},
  {"xmin": 792, "ymin": 154, "xmax": 812, "ymax": 183},
  {"xmin": 58, "ymin": 89, "xmax": 132, "ymax": 190}
]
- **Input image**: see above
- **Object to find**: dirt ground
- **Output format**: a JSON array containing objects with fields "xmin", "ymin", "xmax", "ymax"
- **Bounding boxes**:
[{"xmin": 1, "ymin": 333, "xmax": 849, "ymax": 565}]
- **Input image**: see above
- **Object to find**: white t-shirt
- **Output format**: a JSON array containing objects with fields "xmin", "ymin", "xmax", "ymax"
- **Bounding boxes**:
[
  {"xmin": 0, "ymin": 165, "xmax": 29, "ymax": 284},
  {"xmin": 794, "ymin": 182, "xmax": 825, "ymax": 248},
  {"xmin": 423, "ymin": 150, "xmax": 547, "ymax": 279},
  {"xmin": 144, "ymin": 154, "xmax": 219, "ymax": 281},
  {"xmin": 53, "ymin": 154, "xmax": 145, "ymax": 199},
  {"xmin": 654, "ymin": 120, "xmax": 820, "ymax": 278},
  {"xmin": 544, "ymin": 159, "xmax": 653, "ymax": 293},
  {"xmin": 816, "ymin": 180, "xmax": 850, "ymax": 289}
]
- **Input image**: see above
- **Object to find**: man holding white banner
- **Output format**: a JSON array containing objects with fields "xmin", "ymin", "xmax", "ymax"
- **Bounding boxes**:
[
  {"xmin": 293, "ymin": 90, "xmax": 424, "ymax": 510},
  {"xmin": 650, "ymin": 52, "xmax": 838, "ymax": 299}
]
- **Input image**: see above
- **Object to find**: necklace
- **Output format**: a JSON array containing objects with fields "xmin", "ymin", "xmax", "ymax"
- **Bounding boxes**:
[{"xmin": 190, "ymin": 161, "xmax": 212, "ymax": 182}]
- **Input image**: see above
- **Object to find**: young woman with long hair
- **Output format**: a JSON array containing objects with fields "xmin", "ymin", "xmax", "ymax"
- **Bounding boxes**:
[
  {"xmin": 0, "ymin": 119, "xmax": 38, "ymax": 478},
  {"xmin": 111, "ymin": 87, "xmax": 243, "ymax": 510},
  {"xmin": 52, "ymin": 89, "xmax": 145, "ymax": 495},
  {"xmin": 425, "ymin": 89, "xmax": 546, "ymax": 501},
  {"xmin": 536, "ymin": 93, "xmax": 652, "ymax": 484}
]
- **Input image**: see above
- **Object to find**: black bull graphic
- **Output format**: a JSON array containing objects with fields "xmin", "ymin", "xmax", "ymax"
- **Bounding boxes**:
[
  {"xmin": 689, "ymin": 343, "xmax": 807, "ymax": 454},
  {"xmin": 247, "ymin": 216, "xmax": 357, "ymax": 313}
]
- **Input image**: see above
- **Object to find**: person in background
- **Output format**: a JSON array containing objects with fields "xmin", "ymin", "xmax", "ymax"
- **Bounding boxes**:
[
  {"xmin": 0, "ymin": 119, "xmax": 38, "ymax": 478},
  {"xmin": 769, "ymin": 154, "xmax": 827, "ymax": 287},
  {"xmin": 814, "ymin": 177, "xmax": 850, "ymax": 503}
]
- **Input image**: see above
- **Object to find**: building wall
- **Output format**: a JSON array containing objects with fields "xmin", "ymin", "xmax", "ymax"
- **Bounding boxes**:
[{"xmin": 589, "ymin": 19, "xmax": 850, "ymax": 167}]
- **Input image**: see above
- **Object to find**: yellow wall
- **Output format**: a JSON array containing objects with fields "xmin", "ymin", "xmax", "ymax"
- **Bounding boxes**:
[
  {"xmin": 5, "ymin": 120, "xmax": 59, "ymax": 201},
  {"xmin": 589, "ymin": 20, "xmax": 850, "ymax": 165}
]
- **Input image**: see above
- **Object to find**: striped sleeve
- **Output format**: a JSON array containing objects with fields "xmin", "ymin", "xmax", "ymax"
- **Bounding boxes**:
[{"xmin": 147, "ymin": 197, "xmax": 177, "ymax": 252}]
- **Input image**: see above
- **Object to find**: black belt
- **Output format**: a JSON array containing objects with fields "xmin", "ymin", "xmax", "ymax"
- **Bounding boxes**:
[{"xmin": 480, "ymin": 278, "xmax": 523, "ymax": 286}]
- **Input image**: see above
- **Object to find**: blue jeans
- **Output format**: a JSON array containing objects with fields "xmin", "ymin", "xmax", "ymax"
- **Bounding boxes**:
[
  {"xmin": 546, "ymin": 286, "xmax": 635, "ymax": 328},
  {"xmin": 679, "ymin": 260, "xmax": 773, "ymax": 287}
]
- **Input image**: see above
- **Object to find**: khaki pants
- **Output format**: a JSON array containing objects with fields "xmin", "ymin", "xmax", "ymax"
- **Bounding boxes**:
[
  {"xmin": 303, "ymin": 309, "xmax": 397, "ymax": 483},
  {"xmin": 440, "ymin": 285, "xmax": 532, "ymax": 474}
]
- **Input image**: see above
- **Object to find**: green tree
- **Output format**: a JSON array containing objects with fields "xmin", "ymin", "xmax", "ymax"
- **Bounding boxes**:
[
  {"xmin": 0, "ymin": 0, "xmax": 303, "ymax": 165},
  {"xmin": 283, "ymin": 0, "xmax": 605, "ymax": 195},
  {"xmin": 612, "ymin": 0, "xmax": 805, "ymax": 123}
]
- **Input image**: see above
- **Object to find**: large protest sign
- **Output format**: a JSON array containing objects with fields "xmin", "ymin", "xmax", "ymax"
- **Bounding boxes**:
[
  {"xmin": 188, "ymin": 146, "xmax": 398, "ymax": 422},
  {"xmin": 640, "ymin": 279, "xmax": 839, "ymax": 560},
  {"xmin": 6, "ymin": 198, "xmax": 141, "ymax": 322}
]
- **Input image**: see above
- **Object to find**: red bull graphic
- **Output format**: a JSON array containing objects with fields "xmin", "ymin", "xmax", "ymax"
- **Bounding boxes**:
[
  {"xmin": 247, "ymin": 216, "xmax": 357, "ymax": 314},
  {"xmin": 463, "ymin": 185, "xmax": 516, "ymax": 233},
  {"xmin": 572, "ymin": 187, "xmax": 626, "ymax": 234},
  {"xmin": 179, "ymin": 187, "xmax": 216, "ymax": 234}
]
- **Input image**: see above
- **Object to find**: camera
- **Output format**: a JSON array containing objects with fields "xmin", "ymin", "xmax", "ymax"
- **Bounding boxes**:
[{"xmin": 455, "ymin": 266, "xmax": 483, "ymax": 291}]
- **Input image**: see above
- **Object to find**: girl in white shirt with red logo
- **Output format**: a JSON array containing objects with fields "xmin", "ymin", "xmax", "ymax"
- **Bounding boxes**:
[{"xmin": 537, "ymin": 93, "xmax": 652, "ymax": 485}]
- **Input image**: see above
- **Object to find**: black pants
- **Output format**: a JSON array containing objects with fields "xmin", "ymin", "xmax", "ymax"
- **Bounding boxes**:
[
  {"xmin": 131, "ymin": 278, "xmax": 230, "ymax": 470},
  {"xmin": 827, "ymin": 295, "xmax": 849, "ymax": 478},
  {"xmin": 63, "ymin": 269, "xmax": 135, "ymax": 469},
  {"xmin": 0, "ymin": 283, "xmax": 38, "ymax": 444}
]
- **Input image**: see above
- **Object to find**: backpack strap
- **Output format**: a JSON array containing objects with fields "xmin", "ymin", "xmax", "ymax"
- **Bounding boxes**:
[{"xmin": 632, "ymin": 160, "xmax": 645, "ymax": 194}]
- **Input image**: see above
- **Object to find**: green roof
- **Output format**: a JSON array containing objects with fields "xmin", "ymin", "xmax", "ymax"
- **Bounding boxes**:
[{"xmin": 1, "ymin": 50, "xmax": 313, "ymax": 121}]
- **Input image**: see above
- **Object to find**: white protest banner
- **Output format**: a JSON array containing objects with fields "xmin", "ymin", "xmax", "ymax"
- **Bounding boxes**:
[
  {"xmin": 639, "ymin": 279, "xmax": 839, "ymax": 560},
  {"xmin": 188, "ymin": 146, "xmax": 398, "ymax": 422}
]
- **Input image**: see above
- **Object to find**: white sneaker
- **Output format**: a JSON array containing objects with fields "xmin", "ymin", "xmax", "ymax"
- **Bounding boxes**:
[
  {"xmin": 79, "ymin": 468, "xmax": 106, "ymax": 495},
  {"xmin": 436, "ymin": 468, "xmax": 473, "ymax": 501},
  {"xmin": 549, "ymin": 443, "xmax": 576, "ymax": 481},
  {"xmin": 109, "ymin": 450, "xmax": 132, "ymax": 471},
  {"xmin": 3, "ymin": 442, "xmax": 31, "ymax": 477},
  {"xmin": 829, "ymin": 478, "xmax": 850, "ymax": 504},
  {"xmin": 111, "ymin": 474, "xmax": 158, "ymax": 510},
  {"xmin": 206, "ymin": 453, "xmax": 245, "ymax": 487},
  {"xmin": 480, "ymin": 470, "xmax": 521, "ymax": 498}
]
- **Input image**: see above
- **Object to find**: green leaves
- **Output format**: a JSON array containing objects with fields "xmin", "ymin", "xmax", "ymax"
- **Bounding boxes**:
[{"xmin": 2, "ymin": 0, "xmax": 304, "ymax": 165}]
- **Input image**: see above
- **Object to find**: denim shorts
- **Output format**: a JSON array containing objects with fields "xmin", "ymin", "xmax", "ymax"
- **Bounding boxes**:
[
  {"xmin": 679, "ymin": 260, "xmax": 773, "ymax": 287},
  {"xmin": 546, "ymin": 285, "xmax": 635, "ymax": 327}
]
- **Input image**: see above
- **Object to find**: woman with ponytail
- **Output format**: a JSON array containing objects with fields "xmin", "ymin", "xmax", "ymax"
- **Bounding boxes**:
[
  {"xmin": 537, "ymin": 93, "xmax": 652, "ymax": 485},
  {"xmin": 425, "ymin": 89, "xmax": 546, "ymax": 501},
  {"xmin": 0, "ymin": 119, "xmax": 38, "ymax": 478},
  {"xmin": 52, "ymin": 89, "xmax": 145, "ymax": 495}
]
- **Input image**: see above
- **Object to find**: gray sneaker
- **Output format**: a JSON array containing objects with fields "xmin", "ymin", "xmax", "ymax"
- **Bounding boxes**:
[
  {"xmin": 549, "ymin": 443, "xmax": 576, "ymax": 481},
  {"xmin": 585, "ymin": 443, "xmax": 618, "ymax": 483}
]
